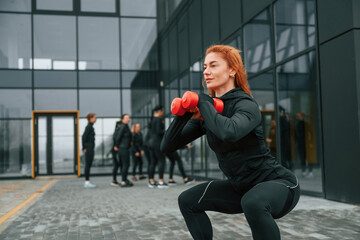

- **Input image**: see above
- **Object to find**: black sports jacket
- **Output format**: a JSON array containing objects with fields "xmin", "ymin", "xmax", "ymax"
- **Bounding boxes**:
[
  {"xmin": 161, "ymin": 88, "xmax": 296, "ymax": 192},
  {"xmin": 82, "ymin": 123, "xmax": 95, "ymax": 150}
]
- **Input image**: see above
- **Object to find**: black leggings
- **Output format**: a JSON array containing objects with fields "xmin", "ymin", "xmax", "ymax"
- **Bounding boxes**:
[
  {"xmin": 132, "ymin": 153, "xmax": 143, "ymax": 176},
  {"xmin": 84, "ymin": 148, "xmax": 94, "ymax": 181},
  {"xmin": 112, "ymin": 149, "xmax": 121, "ymax": 181},
  {"xmin": 166, "ymin": 151, "xmax": 186, "ymax": 179},
  {"xmin": 178, "ymin": 179, "xmax": 300, "ymax": 240},
  {"xmin": 118, "ymin": 148, "xmax": 130, "ymax": 182},
  {"xmin": 148, "ymin": 147, "xmax": 165, "ymax": 179}
]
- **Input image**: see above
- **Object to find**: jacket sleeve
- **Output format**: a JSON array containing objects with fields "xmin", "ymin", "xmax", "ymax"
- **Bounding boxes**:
[
  {"xmin": 197, "ymin": 98, "xmax": 262, "ymax": 143},
  {"xmin": 115, "ymin": 125, "xmax": 125, "ymax": 147},
  {"xmin": 82, "ymin": 125, "xmax": 90, "ymax": 150},
  {"xmin": 160, "ymin": 112, "xmax": 205, "ymax": 153}
]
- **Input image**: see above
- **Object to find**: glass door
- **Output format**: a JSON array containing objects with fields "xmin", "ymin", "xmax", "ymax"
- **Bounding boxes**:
[{"xmin": 34, "ymin": 112, "xmax": 78, "ymax": 176}]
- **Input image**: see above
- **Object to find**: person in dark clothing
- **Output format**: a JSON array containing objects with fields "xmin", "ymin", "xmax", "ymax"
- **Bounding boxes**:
[
  {"xmin": 147, "ymin": 105, "xmax": 168, "ymax": 189},
  {"xmin": 161, "ymin": 45, "xmax": 300, "ymax": 240},
  {"xmin": 279, "ymin": 106, "xmax": 292, "ymax": 170},
  {"xmin": 110, "ymin": 120, "xmax": 122, "ymax": 186},
  {"xmin": 82, "ymin": 113, "xmax": 97, "ymax": 188},
  {"xmin": 166, "ymin": 146, "xmax": 194, "ymax": 185},
  {"xmin": 113, "ymin": 114, "xmax": 133, "ymax": 187},
  {"xmin": 130, "ymin": 123, "xmax": 146, "ymax": 181},
  {"xmin": 142, "ymin": 127, "xmax": 152, "ymax": 176},
  {"xmin": 295, "ymin": 111, "xmax": 313, "ymax": 177}
]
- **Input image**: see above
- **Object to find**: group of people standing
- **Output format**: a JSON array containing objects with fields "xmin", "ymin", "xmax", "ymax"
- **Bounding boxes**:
[{"xmin": 81, "ymin": 106, "xmax": 194, "ymax": 189}]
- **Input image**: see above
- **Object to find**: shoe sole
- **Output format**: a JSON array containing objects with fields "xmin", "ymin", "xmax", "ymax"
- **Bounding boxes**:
[
  {"xmin": 148, "ymin": 184, "xmax": 156, "ymax": 188},
  {"xmin": 110, "ymin": 183, "xmax": 119, "ymax": 187}
]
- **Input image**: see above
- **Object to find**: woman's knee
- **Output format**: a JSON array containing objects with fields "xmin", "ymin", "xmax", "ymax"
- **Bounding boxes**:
[
  {"xmin": 241, "ymin": 194, "xmax": 268, "ymax": 217},
  {"xmin": 178, "ymin": 189, "xmax": 196, "ymax": 212}
]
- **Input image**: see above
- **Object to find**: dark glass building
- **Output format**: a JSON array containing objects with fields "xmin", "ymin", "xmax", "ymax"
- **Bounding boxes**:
[{"xmin": 0, "ymin": 0, "xmax": 359, "ymax": 204}]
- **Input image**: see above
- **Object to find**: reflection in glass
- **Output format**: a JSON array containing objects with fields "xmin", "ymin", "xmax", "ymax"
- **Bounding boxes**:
[
  {"xmin": 121, "ymin": 18, "xmax": 157, "ymax": 70},
  {"xmin": 0, "ymin": 89, "xmax": 32, "ymax": 118},
  {"xmin": 0, "ymin": 14, "xmax": 32, "ymax": 69},
  {"xmin": 275, "ymin": 0, "xmax": 315, "ymax": 61},
  {"xmin": 37, "ymin": 0, "xmax": 73, "ymax": 11},
  {"xmin": 52, "ymin": 117, "xmax": 74, "ymax": 174},
  {"xmin": 34, "ymin": 71, "xmax": 77, "ymax": 88},
  {"xmin": 79, "ymin": 90, "xmax": 120, "ymax": 117},
  {"xmin": 122, "ymin": 89, "xmax": 131, "ymax": 115},
  {"xmin": 122, "ymin": 71, "xmax": 137, "ymax": 88},
  {"xmin": 0, "ymin": 70, "xmax": 32, "ymax": 88},
  {"xmin": 34, "ymin": 89, "xmax": 77, "ymax": 111},
  {"xmin": 243, "ymin": 8, "xmax": 272, "ymax": 74},
  {"xmin": 120, "ymin": 0, "xmax": 156, "ymax": 17},
  {"xmin": 0, "ymin": 120, "xmax": 31, "ymax": 177},
  {"xmin": 38, "ymin": 117, "xmax": 47, "ymax": 174},
  {"xmin": 0, "ymin": 0, "xmax": 31, "ymax": 12},
  {"xmin": 79, "ymin": 17, "xmax": 119, "ymax": 70},
  {"xmin": 180, "ymin": 73, "xmax": 189, "ymax": 96},
  {"xmin": 79, "ymin": 71, "xmax": 120, "ymax": 88},
  {"xmin": 34, "ymin": 15, "xmax": 76, "ymax": 70},
  {"xmin": 249, "ymin": 72, "xmax": 276, "ymax": 158},
  {"xmin": 81, "ymin": 0, "xmax": 116, "ymax": 13},
  {"xmin": 277, "ymin": 51, "xmax": 320, "ymax": 192}
]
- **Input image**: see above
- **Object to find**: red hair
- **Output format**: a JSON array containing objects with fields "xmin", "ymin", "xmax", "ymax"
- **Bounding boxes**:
[{"xmin": 204, "ymin": 45, "xmax": 251, "ymax": 96}]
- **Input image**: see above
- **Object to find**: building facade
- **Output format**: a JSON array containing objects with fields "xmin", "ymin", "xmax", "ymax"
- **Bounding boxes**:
[{"xmin": 0, "ymin": 0, "xmax": 359, "ymax": 204}]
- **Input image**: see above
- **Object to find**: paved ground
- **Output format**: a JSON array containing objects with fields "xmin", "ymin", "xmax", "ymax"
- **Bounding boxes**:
[{"xmin": 0, "ymin": 176, "xmax": 359, "ymax": 240}]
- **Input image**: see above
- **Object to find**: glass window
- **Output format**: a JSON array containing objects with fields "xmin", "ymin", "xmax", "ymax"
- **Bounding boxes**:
[
  {"xmin": 36, "ymin": 0, "xmax": 73, "ymax": 11},
  {"xmin": 180, "ymin": 73, "xmax": 189, "ymax": 96},
  {"xmin": 249, "ymin": 71, "xmax": 276, "ymax": 158},
  {"xmin": 243, "ymin": 8, "xmax": 273, "ymax": 75},
  {"xmin": 122, "ymin": 89, "xmax": 132, "ymax": 115},
  {"xmin": 0, "ymin": 89, "xmax": 32, "ymax": 118},
  {"xmin": 79, "ymin": 71, "xmax": 120, "ymax": 88},
  {"xmin": 0, "ymin": 0, "xmax": 31, "ymax": 12},
  {"xmin": 34, "ymin": 71, "xmax": 77, "ymax": 88},
  {"xmin": 190, "ymin": 61, "xmax": 202, "ymax": 90},
  {"xmin": 0, "ymin": 14, "xmax": 31, "ymax": 69},
  {"xmin": 275, "ymin": 0, "xmax": 316, "ymax": 61},
  {"xmin": 34, "ymin": 89, "xmax": 77, "ymax": 111},
  {"xmin": 120, "ymin": 0, "xmax": 156, "ymax": 17},
  {"xmin": 79, "ymin": 90, "xmax": 120, "ymax": 117},
  {"xmin": 121, "ymin": 18, "xmax": 157, "ymax": 70},
  {"xmin": 34, "ymin": 15, "xmax": 76, "ymax": 70},
  {"xmin": 0, "ymin": 70, "xmax": 31, "ymax": 88},
  {"xmin": 0, "ymin": 120, "xmax": 31, "ymax": 177},
  {"xmin": 277, "ymin": 51, "xmax": 321, "ymax": 193},
  {"xmin": 79, "ymin": 17, "xmax": 119, "ymax": 70},
  {"xmin": 121, "ymin": 71, "xmax": 137, "ymax": 88},
  {"xmin": 81, "ymin": 0, "xmax": 116, "ymax": 13}
]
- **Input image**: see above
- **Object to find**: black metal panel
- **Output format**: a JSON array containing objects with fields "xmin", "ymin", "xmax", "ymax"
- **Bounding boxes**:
[
  {"xmin": 202, "ymin": 0, "xmax": 220, "ymax": 49},
  {"xmin": 319, "ymin": 30, "xmax": 360, "ymax": 203},
  {"xmin": 188, "ymin": 0, "xmax": 202, "ymax": 64},
  {"xmin": 317, "ymin": 0, "xmax": 360, "ymax": 43},
  {"xmin": 219, "ymin": 0, "xmax": 242, "ymax": 41}
]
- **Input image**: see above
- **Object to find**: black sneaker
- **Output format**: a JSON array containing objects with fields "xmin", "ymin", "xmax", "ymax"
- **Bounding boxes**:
[
  {"xmin": 148, "ymin": 181, "xmax": 157, "ymax": 188},
  {"xmin": 184, "ymin": 177, "xmax": 195, "ymax": 185},
  {"xmin": 120, "ymin": 181, "xmax": 133, "ymax": 187},
  {"xmin": 110, "ymin": 180, "xmax": 120, "ymax": 187},
  {"xmin": 157, "ymin": 181, "xmax": 169, "ymax": 189},
  {"xmin": 168, "ymin": 180, "xmax": 177, "ymax": 186}
]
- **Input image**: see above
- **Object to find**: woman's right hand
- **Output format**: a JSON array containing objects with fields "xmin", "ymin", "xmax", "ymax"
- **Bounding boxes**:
[
  {"xmin": 82, "ymin": 149, "xmax": 86, "ymax": 153},
  {"xmin": 189, "ymin": 107, "xmax": 202, "ymax": 119},
  {"xmin": 114, "ymin": 146, "xmax": 119, "ymax": 151}
]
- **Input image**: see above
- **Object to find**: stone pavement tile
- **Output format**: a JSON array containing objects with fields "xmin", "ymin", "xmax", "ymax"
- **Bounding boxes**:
[{"xmin": 0, "ymin": 176, "xmax": 360, "ymax": 239}]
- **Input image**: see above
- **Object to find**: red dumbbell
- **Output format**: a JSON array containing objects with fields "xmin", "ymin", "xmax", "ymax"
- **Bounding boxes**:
[{"xmin": 171, "ymin": 91, "xmax": 224, "ymax": 116}]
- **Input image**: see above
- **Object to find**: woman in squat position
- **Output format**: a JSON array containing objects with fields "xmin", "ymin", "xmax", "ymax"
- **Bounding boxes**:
[{"xmin": 161, "ymin": 45, "xmax": 300, "ymax": 240}]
